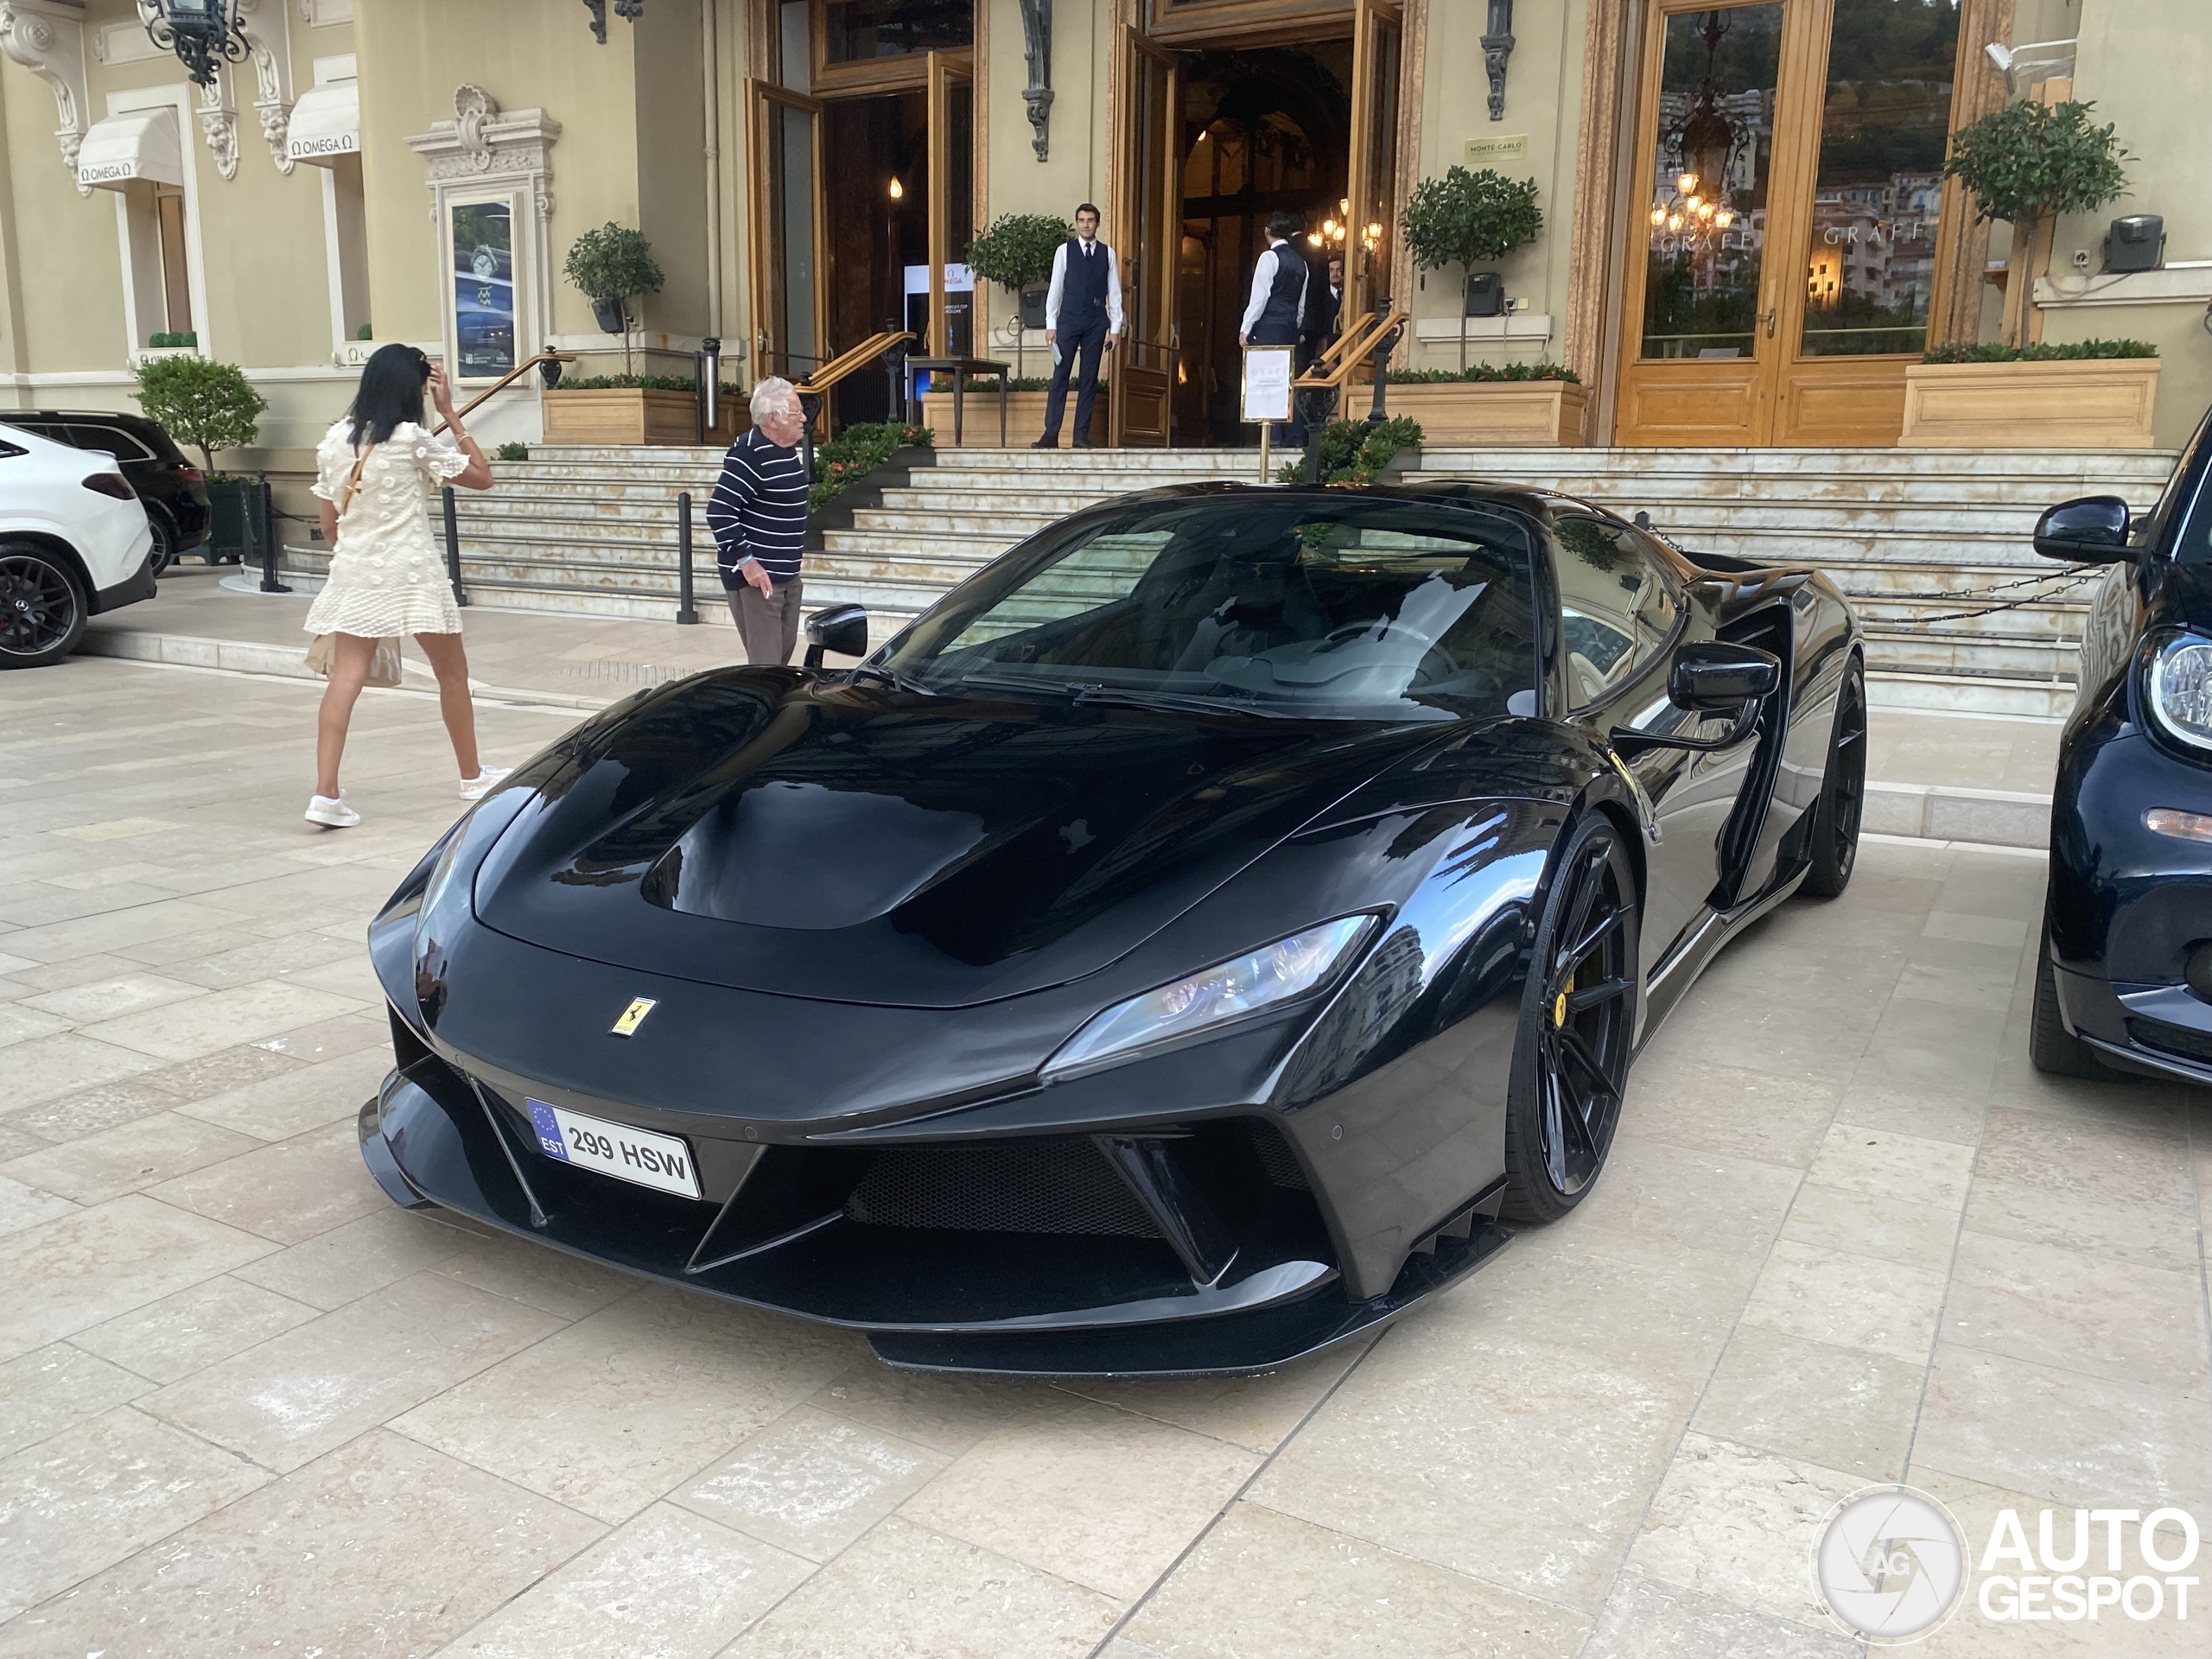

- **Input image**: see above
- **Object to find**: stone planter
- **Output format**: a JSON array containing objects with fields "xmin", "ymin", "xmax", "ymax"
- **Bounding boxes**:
[
  {"xmin": 924, "ymin": 387, "xmax": 1108, "ymax": 448},
  {"xmin": 1379, "ymin": 380, "xmax": 1589, "ymax": 446},
  {"xmin": 542, "ymin": 388, "xmax": 739, "ymax": 447},
  {"xmin": 1899, "ymin": 359, "xmax": 2161, "ymax": 449}
]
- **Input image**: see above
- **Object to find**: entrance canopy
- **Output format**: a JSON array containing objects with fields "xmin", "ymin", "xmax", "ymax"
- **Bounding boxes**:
[
  {"xmin": 76, "ymin": 109, "xmax": 185, "ymax": 192},
  {"xmin": 288, "ymin": 79, "xmax": 361, "ymax": 167}
]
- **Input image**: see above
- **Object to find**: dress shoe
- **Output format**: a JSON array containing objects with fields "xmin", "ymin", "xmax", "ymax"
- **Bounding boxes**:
[
  {"xmin": 1071, "ymin": 439, "xmax": 1094, "ymax": 449},
  {"xmin": 1029, "ymin": 435, "xmax": 1058, "ymax": 449}
]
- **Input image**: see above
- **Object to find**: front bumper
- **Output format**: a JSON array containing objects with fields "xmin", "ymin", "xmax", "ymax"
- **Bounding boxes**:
[{"xmin": 359, "ymin": 1049, "xmax": 1507, "ymax": 1376}]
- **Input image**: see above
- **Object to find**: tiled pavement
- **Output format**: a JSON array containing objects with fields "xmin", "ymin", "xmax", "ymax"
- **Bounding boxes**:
[{"xmin": 2, "ymin": 652, "xmax": 2209, "ymax": 1657}]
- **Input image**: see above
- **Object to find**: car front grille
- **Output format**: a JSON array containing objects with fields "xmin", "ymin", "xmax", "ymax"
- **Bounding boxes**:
[
  {"xmin": 846, "ymin": 1136, "xmax": 1164, "ymax": 1236},
  {"xmin": 2126, "ymin": 1015, "xmax": 2212, "ymax": 1068}
]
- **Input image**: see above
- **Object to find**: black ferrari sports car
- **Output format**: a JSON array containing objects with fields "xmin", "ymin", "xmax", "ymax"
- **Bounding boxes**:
[
  {"xmin": 2032, "ymin": 407, "xmax": 2212, "ymax": 1083},
  {"xmin": 360, "ymin": 480, "xmax": 1866, "ymax": 1376}
]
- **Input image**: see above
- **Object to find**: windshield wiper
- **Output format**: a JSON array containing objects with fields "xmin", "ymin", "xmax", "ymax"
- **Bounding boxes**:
[
  {"xmin": 957, "ymin": 672, "xmax": 1083, "ymax": 698},
  {"xmin": 1071, "ymin": 686, "xmax": 1289, "ymax": 719},
  {"xmin": 849, "ymin": 663, "xmax": 938, "ymax": 695}
]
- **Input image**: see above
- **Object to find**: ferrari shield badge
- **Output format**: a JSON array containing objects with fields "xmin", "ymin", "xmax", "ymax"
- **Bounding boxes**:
[{"xmin": 610, "ymin": 997, "xmax": 657, "ymax": 1038}]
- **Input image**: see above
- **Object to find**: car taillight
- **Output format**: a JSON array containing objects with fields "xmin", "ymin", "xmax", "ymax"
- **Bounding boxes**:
[
  {"xmin": 177, "ymin": 465, "xmax": 203, "ymax": 481},
  {"xmin": 82, "ymin": 474, "xmax": 136, "ymax": 499}
]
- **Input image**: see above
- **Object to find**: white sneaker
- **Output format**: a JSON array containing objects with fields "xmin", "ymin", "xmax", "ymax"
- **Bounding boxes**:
[
  {"xmin": 459, "ymin": 766, "xmax": 511, "ymax": 803},
  {"xmin": 305, "ymin": 791, "xmax": 360, "ymax": 828}
]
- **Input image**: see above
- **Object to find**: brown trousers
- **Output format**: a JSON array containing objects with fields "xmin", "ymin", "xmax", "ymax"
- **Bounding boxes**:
[{"xmin": 728, "ymin": 575, "xmax": 804, "ymax": 665}]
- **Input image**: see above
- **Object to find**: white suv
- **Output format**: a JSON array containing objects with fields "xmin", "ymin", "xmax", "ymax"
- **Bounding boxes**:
[{"xmin": 0, "ymin": 422, "xmax": 156, "ymax": 668}]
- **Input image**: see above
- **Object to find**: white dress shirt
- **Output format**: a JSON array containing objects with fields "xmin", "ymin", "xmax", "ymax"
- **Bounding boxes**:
[
  {"xmin": 1043, "ymin": 238, "xmax": 1125, "ymax": 334},
  {"xmin": 1240, "ymin": 240, "xmax": 1310, "ymax": 337}
]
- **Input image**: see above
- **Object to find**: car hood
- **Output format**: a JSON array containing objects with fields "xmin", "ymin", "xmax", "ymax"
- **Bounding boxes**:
[{"xmin": 472, "ymin": 671, "xmax": 1451, "ymax": 1008}]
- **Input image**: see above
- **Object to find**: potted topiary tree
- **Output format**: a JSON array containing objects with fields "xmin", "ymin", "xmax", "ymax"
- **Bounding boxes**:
[
  {"xmin": 1393, "ymin": 168, "xmax": 1576, "ymax": 442},
  {"xmin": 563, "ymin": 221, "xmax": 665, "ymax": 374},
  {"xmin": 1904, "ymin": 100, "xmax": 2155, "ymax": 447},
  {"xmin": 964, "ymin": 213, "xmax": 1072, "ymax": 384},
  {"xmin": 1401, "ymin": 166, "xmax": 1542, "ymax": 372},
  {"xmin": 131, "ymin": 355, "xmax": 268, "ymax": 557}
]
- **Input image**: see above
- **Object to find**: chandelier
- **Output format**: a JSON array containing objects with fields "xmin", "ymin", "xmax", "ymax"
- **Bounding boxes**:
[
  {"xmin": 1649, "ymin": 169, "xmax": 1736, "ymax": 252},
  {"xmin": 1308, "ymin": 199, "xmax": 1382, "ymax": 257},
  {"xmin": 141, "ymin": 0, "xmax": 248, "ymax": 89},
  {"xmin": 1651, "ymin": 10, "xmax": 1746, "ymax": 257}
]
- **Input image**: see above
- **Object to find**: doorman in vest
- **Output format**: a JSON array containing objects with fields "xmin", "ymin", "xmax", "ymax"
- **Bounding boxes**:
[
  {"xmin": 1035, "ymin": 203, "xmax": 1123, "ymax": 449},
  {"xmin": 1241, "ymin": 212, "xmax": 1312, "ymax": 445}
]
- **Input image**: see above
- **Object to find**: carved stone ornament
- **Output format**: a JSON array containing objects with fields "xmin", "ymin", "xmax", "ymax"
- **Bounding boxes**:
[
  {"xmin": 1481, "ymin": 0, "xmax": 1515, "ymax": 123},
  {"xmin": 454, "ymin": 83, "xmax": 494, "ymax": 171},
  {"xmin": 196, "ymin": 64, "xmax": 238, "ymax": 178},
  {"xmin": 1019, "ymin": 0, "xmax": 1052, "ymax": 162},
  {"xmin": 0, "ymin": 0, "xmax": 92, "ymax": 194},
  {"xmin": 235, "ymin": 0, "xmax": 296, "ymax": 175}
]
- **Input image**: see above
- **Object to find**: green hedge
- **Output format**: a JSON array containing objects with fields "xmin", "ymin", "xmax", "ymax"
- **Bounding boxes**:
[
  {"xmin": 811, "ymin": 421, "xmax": 932, "ymax": 512},
  {"xmin": 553, "ymin": 373, "xmax": 744, "ymax": 392},
  {"xmin": 1273, "ymin": 416, "xmax": 1423, "ymax": 486},
  {"xmin": 1385, "ymin": 362, "xmax": 1581, "ymax": 385},
  {"xmin": 1922, "ymin": 338, "xmax": 2157, "ymax": 365}
]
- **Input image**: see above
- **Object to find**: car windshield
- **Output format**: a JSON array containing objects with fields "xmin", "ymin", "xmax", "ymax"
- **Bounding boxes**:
[{"xmin": 881, "ymin": 493, "xmax": 1541, "ymax": 721}]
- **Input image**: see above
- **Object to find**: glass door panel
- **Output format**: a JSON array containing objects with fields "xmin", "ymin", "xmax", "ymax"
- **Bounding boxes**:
[
  {"xmin": 1795, "ymin": 0, "xmax": 1961, "ymax": 358},
  {"xmin": 926, "ymin": 52, "xmax": 974, "ymax": 356},
  {"xmin": 1113, "ymin": 26, "xmax": 1179, "ymax": 446},
  {"xmin": 1347, "ymin": 0, "xmax": 1403, "ymax": 324},
  {"xmin": 747, "ymin": 79, "xmax": 827, "ymax": 382},
  {"xmin": 1638, "ymin": 3, "xmax": 1785, "ymax": 363}
]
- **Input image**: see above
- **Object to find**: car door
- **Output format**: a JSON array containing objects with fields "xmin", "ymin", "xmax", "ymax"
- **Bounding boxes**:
[{"xmin": 1552, "ymin": 516, "xmax": 1746, "ymax": 969}]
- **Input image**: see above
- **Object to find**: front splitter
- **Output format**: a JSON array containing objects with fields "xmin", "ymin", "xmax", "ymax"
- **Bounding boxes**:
[{"xmin": 357, "ymin": 1070, "xmax": 1510, "ymax": 1378}]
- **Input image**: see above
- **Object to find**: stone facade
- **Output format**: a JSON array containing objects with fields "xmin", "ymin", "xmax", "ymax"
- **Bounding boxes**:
[{"xmin": 0, "ymin": 0, "xmax": 2202, "ymax": 473}]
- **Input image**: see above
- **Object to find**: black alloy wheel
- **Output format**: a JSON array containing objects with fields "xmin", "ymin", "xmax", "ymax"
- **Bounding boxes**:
[
  {"xmin": 1502, "ymin": 814, "xmax": 1641, "ymax": 1224},
  {"xmin": 1802, "ymin": 656, "xmax": 1866, "ymax": 899},
  {"xmin": 0, "ymin": 547, "xmax": 86, "ymax": 670}
]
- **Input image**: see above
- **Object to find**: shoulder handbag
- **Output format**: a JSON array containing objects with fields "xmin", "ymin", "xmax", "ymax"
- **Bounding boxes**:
[{"xmin": 306, "ymin": 442, "xmax": 404, "ymax": 690}]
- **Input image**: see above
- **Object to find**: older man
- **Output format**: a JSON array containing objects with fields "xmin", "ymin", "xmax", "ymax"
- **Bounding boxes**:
[{"xmin": 708, "ymin": 377, "xmax": 811, "ymax": 664}]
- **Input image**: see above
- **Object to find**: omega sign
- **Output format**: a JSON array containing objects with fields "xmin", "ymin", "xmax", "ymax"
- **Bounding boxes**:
[{"xmin": 289, "ymin": 132, "xmax": 359, "ymax": 161}]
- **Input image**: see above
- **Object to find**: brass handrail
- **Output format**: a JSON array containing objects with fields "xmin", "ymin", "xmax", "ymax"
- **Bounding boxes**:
[
  {"xmin": 798, "ymin": 330, "xmax": 917, "ymax": 397},
  {"xmin": 433, "ymin": 351, "xmax": 579, "ymax": 433},
  {"xmin": 1294, "ymin": 306, "xmax": 1406, "ymax": 391}
]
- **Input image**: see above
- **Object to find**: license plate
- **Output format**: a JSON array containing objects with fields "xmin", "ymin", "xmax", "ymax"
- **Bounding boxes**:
[{"xmin": 525, "ymin": 1099, "xmax": 700, "ymax": 1200}]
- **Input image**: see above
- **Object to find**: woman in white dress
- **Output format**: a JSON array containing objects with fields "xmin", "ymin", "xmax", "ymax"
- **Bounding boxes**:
[{"xmin": 303, "ymin": 345, "xmax": 502, "ymax": 827}]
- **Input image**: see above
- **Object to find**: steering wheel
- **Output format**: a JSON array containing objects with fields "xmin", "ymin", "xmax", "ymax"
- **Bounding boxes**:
[{"xmin": 1323, "ymin": 619, "xmax": 1438, "ymax": 650}]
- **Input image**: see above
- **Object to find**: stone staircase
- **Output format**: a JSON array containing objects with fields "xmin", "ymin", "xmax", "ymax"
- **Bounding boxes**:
[{"xmin": 276, "ymin": 442, "xmax": 2180, "ymax": 718}]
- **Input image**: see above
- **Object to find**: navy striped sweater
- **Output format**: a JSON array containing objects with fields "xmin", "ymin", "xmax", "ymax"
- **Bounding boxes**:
[{"xmin": 706, "ymin": 428, "xmax": 809, "ymax": 588}]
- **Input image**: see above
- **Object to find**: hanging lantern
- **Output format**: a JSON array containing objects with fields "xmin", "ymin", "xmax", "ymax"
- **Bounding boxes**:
[{"xmin": 141, "ymin": 0, "xmax": 249, "ymax": 89}]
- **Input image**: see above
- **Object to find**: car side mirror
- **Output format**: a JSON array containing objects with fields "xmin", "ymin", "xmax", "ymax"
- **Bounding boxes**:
[
  {"xmin": 1669, "ymin": 641, "xmax": 1781, "ymax": 715},
  {"xmin": 2034, "ymin": 495, "xmax": 2131, "ymax": 563},
  {"xmin": 803, "ymin": 602, "xmax": 868, "ymax": 669}
]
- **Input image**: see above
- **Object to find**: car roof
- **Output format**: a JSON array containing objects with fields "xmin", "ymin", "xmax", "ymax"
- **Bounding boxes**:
[
  {"xmin": 1090, "ymin": 476, "xmax": 1616, "ymax": 524},
  {"xmin": 0, "ymin": 423, "xmax": 111, "ymax": 466}
]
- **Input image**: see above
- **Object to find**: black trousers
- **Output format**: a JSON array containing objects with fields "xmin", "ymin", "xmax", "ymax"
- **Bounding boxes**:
[{"xmin": 1041, "ymin": 318, "xmax": 1108, "ymax": 445}]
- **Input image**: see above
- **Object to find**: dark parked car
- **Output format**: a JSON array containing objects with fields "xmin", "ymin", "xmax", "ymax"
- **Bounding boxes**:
[
  {"xmin": 5, "ymin": 410, "xmax": 210, "ymax": 572},
  {"xmin": 2033, "ymin": 407, "xmax": 2212, "ymax": 1082},
  {"xmin": 359, "ymin": 482, "xmax": 1866, "ymax": 1376}
]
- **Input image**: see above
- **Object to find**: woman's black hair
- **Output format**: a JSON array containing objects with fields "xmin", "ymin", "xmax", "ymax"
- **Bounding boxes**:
[{"xmin": 346, "ymin": 343, "xmax": 431, "ymax": 448}]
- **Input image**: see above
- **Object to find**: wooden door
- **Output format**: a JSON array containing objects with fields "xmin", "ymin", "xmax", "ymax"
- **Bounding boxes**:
[
  {"xmin": 1112, "ymin": 26, "xmax": 1180, "ymax": 447},
  {"xmin": 746, "ymin": 79, "xmax": 828, "ymax": 382},
  {"xmin": 1346, "ymin": 0, "xmax": 1405, "ymax": 326},
  {"xmin": 1615, "ymin": 0, "xmax": 1968, "ymax": 447},
  {"xmin": 926, "ymin": 51, "xmax": 975, "ymax": 358}
]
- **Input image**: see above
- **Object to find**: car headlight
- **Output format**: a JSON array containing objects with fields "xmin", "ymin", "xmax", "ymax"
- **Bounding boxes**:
[
  {"xmin": 1042, "ymin": 915, "xmax": 1377, "ymax": 1081},
  {"xmin": 2148, "ymin": 635, "xmax": 2212, "ymax": 751}
]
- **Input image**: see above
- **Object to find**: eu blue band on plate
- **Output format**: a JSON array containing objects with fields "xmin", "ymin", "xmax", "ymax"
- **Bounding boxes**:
[{"xmin": 526, "ymin": 1100, "xmax": 569, "ymax": 1160}]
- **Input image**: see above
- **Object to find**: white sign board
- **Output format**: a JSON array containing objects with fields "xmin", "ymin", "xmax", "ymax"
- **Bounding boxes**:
[{"xmin": 1242, "ymin": 346, "xmax": 1294, "ymax": 423}]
